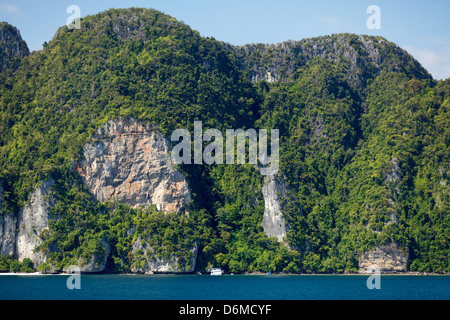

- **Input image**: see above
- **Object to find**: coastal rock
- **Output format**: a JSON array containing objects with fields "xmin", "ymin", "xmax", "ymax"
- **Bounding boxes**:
[
  {"xmin": 0, "ymin": 178, "xmax": 57, "ymax": 267},
  {"xmin": 358, "ymin": 243, "xmax": 408, "ymax": 272},
  {"xmin": 77, "ymin": 117, "xmax": 191, "ymax": 213},
  {"xmin": 261, "ymin": 175, "xmax": 288, "ymax": 243},
  {"xmin": 15, "ymin": 178, "xmax": 56, "ymax": 267},
  {"xmin": 130, "ymin": 238, "xmax": 198, "ymax": 273},
  {"xmin": 0, "ymin": 212, "xmax": 17, "ymax": 258},
  {"xmin": 67, "ymin": 238, "xmax": 111, "ymax": 273}
]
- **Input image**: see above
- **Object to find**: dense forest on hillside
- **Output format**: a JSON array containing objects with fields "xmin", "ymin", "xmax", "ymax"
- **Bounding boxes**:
[{"xmin": 0, "ymin": 8, "xmax": 448, "ymax": 273}]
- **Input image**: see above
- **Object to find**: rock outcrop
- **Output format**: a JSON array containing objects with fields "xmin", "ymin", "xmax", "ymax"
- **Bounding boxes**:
[
  {"xmin": 77, "ymin": 117, "xmax": 191, "ymax": 213},
  {"xmin": 0, "ymin": 22, "xmax": 29, "ymax": 74},
  {"xmin": 15, "ymin": 178, "xmax": 56, "ymax": 267},
  {"xmin": 261, "ymin": 175, "xmax": 288, "ymax": 243},
  {"xmin": 359, "ymin": 243, "xmax": 408, "ymax": 273},
  {"xmin": 0, "ymin": 212, "xmax": 16, "ymax": 258},
  {"xmin": 73, "ymin": 238, "xmax": 111, "ymax": 273},
  {"xmin": 130, "ymin": 238, "xmax": 198, "ymax": 274}
]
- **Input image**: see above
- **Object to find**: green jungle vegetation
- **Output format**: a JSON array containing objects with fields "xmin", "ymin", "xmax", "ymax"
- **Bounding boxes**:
[{"xmin": 0, "ymin": 8, "xmax": 448, "ymax": 273}]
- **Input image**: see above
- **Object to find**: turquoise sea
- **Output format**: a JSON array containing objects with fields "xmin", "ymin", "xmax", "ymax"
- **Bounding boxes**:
[{"xmin": 0, "ymin": 274, "xmax": 449, "ymax": 300}]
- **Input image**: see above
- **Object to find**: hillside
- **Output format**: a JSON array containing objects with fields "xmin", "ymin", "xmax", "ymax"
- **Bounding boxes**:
[{"xmin": 0, "ymin": 7, "xmax": 448, "ymax": 274}]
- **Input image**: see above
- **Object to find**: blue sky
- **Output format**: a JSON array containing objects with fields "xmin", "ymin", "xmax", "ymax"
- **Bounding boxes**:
[{"xmin": 1, "ymin": 0, "xmax": 449, "ymax": 79}]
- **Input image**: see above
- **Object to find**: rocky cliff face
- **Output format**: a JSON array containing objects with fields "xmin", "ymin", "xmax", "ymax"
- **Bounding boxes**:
[
  {"xmin": 0, "ymin": 212, "xmax": 16, "ymax": 258},
  {"xmin": 0, "ymin": 178, "xmax": 55, "ymax": 267},
  {"xmin": 0, "ymin": 22, "xmax": 29, "ymax": 74},
  {"xmin": 74, "ymin": 117, "xmax": 196, "ymax": 273},
  {"xmin": 77, "ymin": 117, "xmax": 191, "ymax": 213},
  {"xmin": 359, "ymin": 243, "xmax": 408, "ymax": 272},
  {"xmin": 15, "ymin": 178, "xmax": 56, "ymax": 267},
  {"xmin": 261, "ymin": 175, "xmax": 288, "ymax": 243}
]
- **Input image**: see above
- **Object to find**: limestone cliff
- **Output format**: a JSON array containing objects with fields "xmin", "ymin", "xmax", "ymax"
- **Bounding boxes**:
[
  {"xmin": 0, "ymin": 179, "xmax": 55, "ymax": 266},
  {"xmin": 77, "ymin": 117, "xmax": 191, "ymax": 213},
  {"xmin": 359, "ymin": 243, "xmax": 408, "ymax": 273},
  {"xmin": 76, "ymin": 117, "xmax": 197, "ymax": 273},
  {"xmin": 261, "ymin": 175, "xmax": 288, "ymax": 243},
  {"xmin": 0, "ymin": 212, "xmax": 16, "ymax": 258},
  {"xmin": 15, "ymin": 178, "xmax": 56, "ymax": 267}
]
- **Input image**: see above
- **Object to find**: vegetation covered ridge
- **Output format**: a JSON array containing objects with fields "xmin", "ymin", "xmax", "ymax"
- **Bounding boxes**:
[{"xmin": 0, "ymin": 7, "xmax": 448, "ymax": 274}]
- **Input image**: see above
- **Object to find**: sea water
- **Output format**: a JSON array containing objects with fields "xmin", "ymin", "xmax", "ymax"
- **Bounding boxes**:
[{"xmin": 0, "ymin": 274, "xmax": 449, "ymax": 300}]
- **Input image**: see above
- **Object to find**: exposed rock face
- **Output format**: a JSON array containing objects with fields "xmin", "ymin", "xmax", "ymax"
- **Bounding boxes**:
[
  {"xmin": 0, "ymin": 212, "xmax": 16, "ymax": 257},
  {"xmin": 359, "ymin": 243, "xmax": 408, "ymax": 272},
  {"xmin": 261, "ymin": 175, "xmax": 288, "ymax": 243},
  {"xmin": 77, "ymin": 117, "xmax": 191, "ymax": 213},
  {"xmin": 0, "ymin": 178, "xmax": 55, "ymax": 266},
  {"xmin": 130, "ymin": 238, "xmax": 198, "ymax": 273},
  {"xmin": 15, "ymin": 178, "xmax": 56, "ymax": 267},
  {"xmin": 0, "ymin": 22, "xmax": 29, "ymax": 73}
]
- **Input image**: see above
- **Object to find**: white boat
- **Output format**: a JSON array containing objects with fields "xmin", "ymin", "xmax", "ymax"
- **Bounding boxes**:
[{"xmin": 210, "ymin": 268, "xmax": 223, "ymax": 275}]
